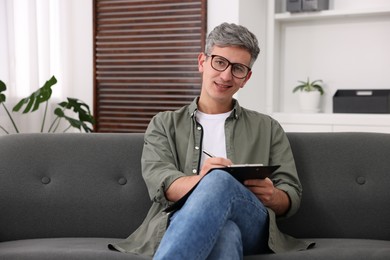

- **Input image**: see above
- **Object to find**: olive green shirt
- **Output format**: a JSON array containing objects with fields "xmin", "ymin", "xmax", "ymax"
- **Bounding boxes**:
[{"xmin": 111, "ymin": 98, "xmax": 312, "ymax": 256}]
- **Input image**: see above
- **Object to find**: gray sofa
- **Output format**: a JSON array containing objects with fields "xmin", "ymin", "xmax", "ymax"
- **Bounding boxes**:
[{"xmin": 0, "ymin": 132, "xmax": 389, "ymax": 259}]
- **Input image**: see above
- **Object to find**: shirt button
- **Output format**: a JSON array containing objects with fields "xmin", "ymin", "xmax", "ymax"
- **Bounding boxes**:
[
  {"xmin": 195, "ymin": 146, "xmax": 199, "ymax": 150},
  {"xmin": 192, "ymin": 169, "xmax": 197, "ymax": 174},
  {"xmin": 197, "ymin": 126, "xmax": 202, "ymax": 130}
]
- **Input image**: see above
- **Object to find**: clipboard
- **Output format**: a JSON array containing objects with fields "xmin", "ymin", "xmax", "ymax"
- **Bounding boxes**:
[
  {"xmin": 164, "ymin": 164, "xmax": 280, "ymax": 213},
  {"xmin": 221, "ymin": 164, "xmax": 280, "ymax": 183}
]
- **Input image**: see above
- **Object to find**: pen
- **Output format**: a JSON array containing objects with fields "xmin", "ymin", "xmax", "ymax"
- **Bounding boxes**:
[{"xmin": 203, "ymin": 150, "xmax": 216, "ymax": 158}]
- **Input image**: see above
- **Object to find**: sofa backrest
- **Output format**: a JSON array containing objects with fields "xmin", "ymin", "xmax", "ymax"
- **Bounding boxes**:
[
  {"xmin": 279, "ymin": 132, "xmax": 390, "ymax": 241},
  {"xmin": 1, "ymin": 132, "xmax": 389, "ymax": 242},
  {"xmin": 0, "ymin": 133, "xmax": 151, "ymax": 242}
]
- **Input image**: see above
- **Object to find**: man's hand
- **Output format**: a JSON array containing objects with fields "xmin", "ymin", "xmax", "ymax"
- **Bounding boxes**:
[
  {"xmin": 244, "ymin": 178, "xmax": 290, "ymax": 216},
  {"xmin": 199, "ymin": 157, "xmax": 233, "ymax": 176},
  {"xmin": 165, "ymin": 157, "xmax": 233, "ymax": 202},
  {"xmin": 165, "ymin": 175, "xmax": 202, "ymax": 202}
]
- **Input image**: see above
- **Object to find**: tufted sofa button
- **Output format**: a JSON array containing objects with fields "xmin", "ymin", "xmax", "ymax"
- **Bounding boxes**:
[
  {"xmin": 356, "ymin": 176, "xmax": 366, "ymax": 185},
  {"xmin": 118, "ymin": 177, "xmax": 127, "ymax": 185},
  {"xmin": 41, "ymin": 177, "xmax": 51, "ymax": 184}
]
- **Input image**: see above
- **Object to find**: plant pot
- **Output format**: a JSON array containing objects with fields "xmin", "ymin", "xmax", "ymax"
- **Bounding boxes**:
[{"xmin": 298, "ymin": 91, "xmax": 321, "ymax": 113}]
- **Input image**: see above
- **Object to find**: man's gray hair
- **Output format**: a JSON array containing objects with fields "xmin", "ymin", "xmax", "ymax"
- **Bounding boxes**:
[{"xmin": 205, "ymin": 23, "xmax": 260, "ymax": 67}]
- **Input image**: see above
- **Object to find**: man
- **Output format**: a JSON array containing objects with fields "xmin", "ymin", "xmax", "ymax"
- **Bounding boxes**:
[{"xmin": 110, "ymin": 22, "xmax": 312, "ymax": 259}]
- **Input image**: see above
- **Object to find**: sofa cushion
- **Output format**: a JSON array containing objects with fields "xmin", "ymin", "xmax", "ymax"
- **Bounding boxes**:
[
  {"xmin": 279, "ymin": 132, "xmax": 390, "ymax": 241},
  {"xmin": 0, "ymin": 133, "xmax": 151, "ymax": 241},
  {"xmin": 1, "ymin": 238, "xmax": 388, "ymax": 260},
  {"xmin": 245, "ymin": 238, "xmax": 390, "ymax": 259},
  {"xmin": 0, "ymin": 238, "xmax": 151, "ymax": 260}
]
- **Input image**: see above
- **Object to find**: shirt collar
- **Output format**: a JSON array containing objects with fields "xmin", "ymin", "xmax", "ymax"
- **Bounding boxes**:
[{"xmin": 189, "ymin": 97, "xmax": 241, "ymax": 120}]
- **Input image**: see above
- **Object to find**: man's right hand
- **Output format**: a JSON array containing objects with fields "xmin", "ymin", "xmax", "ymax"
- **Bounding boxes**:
[
  {"xmin": 165, "ymin": 157, "xmax": 233, "ymax": 202},
  {"xmin": 199, "ymin": 157, "xmax": 233, "ymax": 176}
]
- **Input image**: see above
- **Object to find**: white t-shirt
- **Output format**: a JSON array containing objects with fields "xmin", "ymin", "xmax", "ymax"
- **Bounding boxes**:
[{"xmin": 196, "ymin": 110, "xmax": 232, "ymax": 167}]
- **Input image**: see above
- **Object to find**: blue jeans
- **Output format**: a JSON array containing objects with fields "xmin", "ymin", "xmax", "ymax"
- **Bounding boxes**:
[{"xmin": 154, "ymin": 170, "xmax": 270, "ymax": 259}]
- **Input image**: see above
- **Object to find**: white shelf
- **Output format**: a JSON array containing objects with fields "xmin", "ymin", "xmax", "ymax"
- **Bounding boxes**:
[
  {"xmin": 272, "ymin": 113, "xmax": 390, "ymax": 133},
  {"xmin": 274, "ymin": 8, "xmax": 390, "ymax": 22},
  {"xmin": 272, "ymin": 112, "xmax": 390, "ymax": 126}
]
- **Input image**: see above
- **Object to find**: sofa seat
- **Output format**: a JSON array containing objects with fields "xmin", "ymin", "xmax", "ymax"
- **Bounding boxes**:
[
  {"xmin": 0, "ymin": 238, "xmax": 150, "ymax": 260},
  {"xmin": 246, "ymin": 238, "xmax": 390, "ymax": 260},
  {"xmin": 1, "ymin": 237, "xmax": 389, "ymax": 260}
]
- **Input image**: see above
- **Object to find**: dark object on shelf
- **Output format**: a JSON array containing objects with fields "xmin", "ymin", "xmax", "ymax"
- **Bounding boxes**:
[
  {"xmin": 333, "ymin": 89, "xmax": 390, "ymax": 114},
  {"xmin": 286, "ymin": 0, "xmax": 302, "ymax": 13},
  {"xmin": 286, "ymin": 0, "xmax": 329, "ymax": 13},
  {"xmin": 302, "ymin": 0, "xmax": 329, "ymax": 11}
]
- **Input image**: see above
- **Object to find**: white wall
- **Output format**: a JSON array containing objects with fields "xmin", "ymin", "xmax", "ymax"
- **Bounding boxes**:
[
  {"xmin": 332, "ymin": 0, "xmax": 390, "ymax": 10},
  {"xmin": 237, "ymin": 0, "xmax": 267, "ymax": 113},
  {"xmin": 207, "ymin": 0, "xmax": 266, "ymax": 111},
  {"xmin": 69, "ymin": 0, "xmax": 93, "ymax": 108},
  {"xmin": 65, "ymin": 0, "xmax": 93, "ymax": 111},
  {"xmin": 207, "ymin": 0, "xmax": 239, "ymax": 29},
  {"xmin": 207, "ymin": 0, "xmax": 268, "ymax": 113}
]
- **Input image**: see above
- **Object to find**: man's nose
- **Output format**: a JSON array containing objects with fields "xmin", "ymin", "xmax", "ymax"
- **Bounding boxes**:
[{"xmin": 220, "ymin": 65, "xmax": 233, "ymax": 81}]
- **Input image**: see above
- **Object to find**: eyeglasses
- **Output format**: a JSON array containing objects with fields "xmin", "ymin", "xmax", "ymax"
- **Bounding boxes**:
[{"xmin": 207, "ymin": 54, "xmax": 251, "ymax": 79}]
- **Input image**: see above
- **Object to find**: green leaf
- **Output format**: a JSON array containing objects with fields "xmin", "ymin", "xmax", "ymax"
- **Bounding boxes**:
[
  {"xmin": 13, "ymin": 75, "xmax": 57, "ymax": 113},
  {"xmin": 57, "ymin": 98, "xmax": 95, "ymax": 132},
  {"xmin": 0, "ymin": 80, "xmax": 20, "ymax": 133},
  {"xmin": 62, "ymin": 114, "xmax": 93, "ymax": 133},
  {"xmin": 292, "ymin": 86, "xmax": 302, "ymax": 93},
  {"xmin": 292, "ymin": 78, "xmax": 324, "ymax": 95},
  {"xmin": 0, "ymin": 80, "xmax": 5, "ymax": 91},
  {"xmin": 54, "ymin": 107, "xmax": 65, "ymax": 117},
  {"xmin": 0, "ymin": 93, "xmax": 5, "ymax": 103},
  {"xmin": 0, "ymin": 80, "xmax": 6, "ymax": 103},
  {"xmin": 58, "ymin": 98, "xmax": 95, "ymax": 125}
]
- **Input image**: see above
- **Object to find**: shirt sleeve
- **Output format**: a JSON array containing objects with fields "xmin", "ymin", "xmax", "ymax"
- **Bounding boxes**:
[
  {"xmin": 141, "ymin": 113, "xmax": 186, "ymax": 206},
  {"xmin": 269, "ymin": 119, "xmax": 302, "ymax": 218}
]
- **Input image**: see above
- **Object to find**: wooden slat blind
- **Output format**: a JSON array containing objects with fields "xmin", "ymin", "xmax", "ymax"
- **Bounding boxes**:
[{"xmin": 93, "ymin": 0, "xmax": 207, "ymax": 133}]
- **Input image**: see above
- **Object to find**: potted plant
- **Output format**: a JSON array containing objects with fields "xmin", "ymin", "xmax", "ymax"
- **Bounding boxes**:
[
  {"xmin": 292, "ymin": 78, "xmax": 324, "ymax": 113},
  {"xmin": 0, "ymin": 75, "xmax": 95, "ymax": 134}
]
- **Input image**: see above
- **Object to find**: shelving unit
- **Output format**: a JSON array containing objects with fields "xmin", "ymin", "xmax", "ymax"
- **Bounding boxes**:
[
  {"xmin": 274, "ymin": 7, "xmax": 390, "ymax": 21},
  {"xmin": 265, "ymin": 0, "xmax": 390, "ymax": 133}
]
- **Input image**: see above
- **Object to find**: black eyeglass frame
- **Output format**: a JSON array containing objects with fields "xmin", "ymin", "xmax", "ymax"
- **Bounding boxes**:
[{"xmin": 206, "ymin": 54, "xmax": 252, "ymax": 79}]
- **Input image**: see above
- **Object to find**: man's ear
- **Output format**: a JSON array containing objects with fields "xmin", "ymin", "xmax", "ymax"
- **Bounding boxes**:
[
  {"xmin": 198, "ymin": 53, "xmax": 206, "ymax": 72},
  {"xmin": 240, "ymin": 70, "xmax": 252, "ymax": 88}
]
